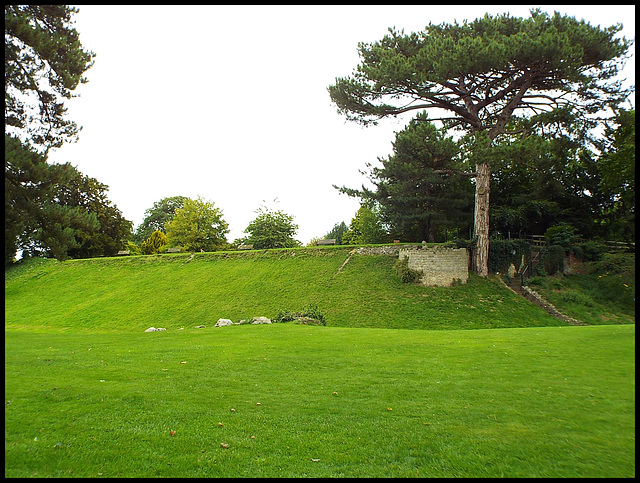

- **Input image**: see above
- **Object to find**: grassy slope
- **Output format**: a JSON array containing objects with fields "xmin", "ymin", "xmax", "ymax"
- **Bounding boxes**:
[
  {"xmin": 527, "ymin": 252, "xmax": 635, "ymax": 325},
  {"xmin": 5, "ymin": 248, "xmax": 569, "ymax": 332},
  {"xmin": 4, "ymin": 248, "xmax": 636, "ymax": 477}
]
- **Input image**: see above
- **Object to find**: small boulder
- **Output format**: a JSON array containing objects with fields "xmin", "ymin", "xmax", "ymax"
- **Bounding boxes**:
[
  {"xmin": 144, "ymin": 327, "xmax": 166, "ymax": 332},
  {"xmin": 250, "ymin": 317, "xmax": 272, "ymax": 325},
  {"xmin": 215, "ymin": 319, "xmax": 233, "ymax": 327}
]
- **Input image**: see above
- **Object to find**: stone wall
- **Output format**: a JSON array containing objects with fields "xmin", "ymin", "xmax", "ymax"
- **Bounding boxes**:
[
  {"xmin": 356, "ymin": 246, "xmax": 401, "ymax": 256},
  {"xmin": 398, "ymin": 246, "xmax": 469, "ymax": 287}
]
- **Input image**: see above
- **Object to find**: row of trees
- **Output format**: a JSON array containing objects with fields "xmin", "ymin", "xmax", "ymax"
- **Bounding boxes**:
[
  {"xmin": 4, "ymin": 6, "xmax": 303, "ymax": 264},
  {"xmin": 6, "ymin": 7, "xmax": 634, "ymax": 273},
  {"xmin": 328, "ymin": 107, "xmax": 634, "ymax": 246},
  {"xmin": 129, "ymin": 197, "xmax": 302, "ymax": 255}
]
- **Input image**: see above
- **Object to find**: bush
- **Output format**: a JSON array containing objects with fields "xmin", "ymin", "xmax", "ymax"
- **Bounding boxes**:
[
  {"xmin": 542, "ymin": 245, "xmax": 565, "ymax": 276},
  {"xmin": 590, "ymin": 251, "xmax": 635, "ymax": 276},
  {"xmin": 125, "ymin": 241, "xmax": 141, "ymax": 255},
  {"xmin": 560, "ymin": 290, "xmax": 594, "ymax": 307},
  {"xmin": 488, "ymin": 239, "xmax": 532, "ymax": 274},
  {"xmin": 140, "ymin": 230, "xmax": 168, "ymax": 255},
  {"xmin": 393, "ymin": 256, "xmax": 422, "ymax": 283},
  {"xmin": 273, "ymin": 304, "xmax": 326, "ymax": 325},
  {"xmin": 448, "ymin": 239, "xmax": 472, "ymax": 249},
  {"xmin": 545, "ymin": 223, "xmax": 580, "ymax": 249},
  {"xmin": 577, "ymin": 241, "xmax": 605, "ymax": 262}
]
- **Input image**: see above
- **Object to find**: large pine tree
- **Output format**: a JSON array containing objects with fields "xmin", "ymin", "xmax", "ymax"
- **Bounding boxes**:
[{"xmin": 328, "ymin": 9, "xmax": 631, "ymax": 276}]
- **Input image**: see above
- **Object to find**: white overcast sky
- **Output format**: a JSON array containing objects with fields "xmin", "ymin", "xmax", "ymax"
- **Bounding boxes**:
[{"xmin": 46, "ymin": 5, "xmax": 635, "ymax": 244}]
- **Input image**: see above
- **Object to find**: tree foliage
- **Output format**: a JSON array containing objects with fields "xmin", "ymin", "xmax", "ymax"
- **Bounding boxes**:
[
  {"xmin": 133, "ymin": 196, "xmax": 189, "ymax": 243},
  {"xmin": 140, "ymin": 230, "xmax": 168, "ymax": 255},
  {"xmin": 597, "ymin": 109, "xmax": 635, "ymax": 241},
  {"xmin": 324, "ymin": 221, "xmax": 349, "ymax": 245},
  {"xmin": 488, "ymin": 107, "xmax": 606, "ymax": 238},
  {"xmin": 57, "ymin": 169, "xmax": 133, "ymax": 259},
  {"xmin": 242, "ymin": 203, "xmax": 301, "ymax": 249},
  {"xmin": 336, "ymin": 113, "xmax": 473, "ymax": 243},
  {"xmin": 4, "ymin": 6, "xmax": 131, "ymax": 264},
  {"xmin": 342, "ymin": 205, "xmax": 389, "ymax": 245},
  {"xmin": 328, "ymin": 9, "xmax": 632, "ymax": 275},
  {"xmin": 165, "ymin": 197, "xmax": 229, "ymax": 252},
  {"xmin": 5, "ymin": 136, "xmax": 131, "ymax": 262},
  {"xmin": 5, "ymin": 5, "xmax": 95, "ymax": 152}
]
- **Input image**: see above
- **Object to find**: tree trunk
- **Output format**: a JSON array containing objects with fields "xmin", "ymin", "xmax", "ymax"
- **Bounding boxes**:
[{"xmin": 473, "ymin": 162, "xmax": 490, "ymax": 277}]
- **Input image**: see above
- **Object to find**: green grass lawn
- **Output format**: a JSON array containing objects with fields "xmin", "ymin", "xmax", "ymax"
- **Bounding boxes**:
[
  {"xmin": 5, "ymin": 248, "xmax": 635, "ymax": 477},
  {"xmin": 4, "ymin": 324, "xmax": 635, "ymax": 478}
]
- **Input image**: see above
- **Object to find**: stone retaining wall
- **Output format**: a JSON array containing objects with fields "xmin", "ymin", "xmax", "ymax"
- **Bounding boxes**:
[{"xmin": 399, "ymin": 246, "xmax": 469, "ymax": 287}]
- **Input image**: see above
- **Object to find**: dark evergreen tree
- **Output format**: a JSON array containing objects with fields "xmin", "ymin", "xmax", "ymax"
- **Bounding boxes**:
[
  {"xmin": 56, "ymin": 171, "xmax": 133, "ymax": 259},
  {"xmin": 5, "ymin": 136, "xmax": 98, "ymax": 262},
  {"xmin": 336, "ymin": 114, "xmax": 473, "ymax": 243},
  {"xmin": 5, "ymin": 5, "xmax": 95, "ymax": 152},
  {"xmin": 324, "ymin": 221, "xmax": 349, "ymax": 245}
]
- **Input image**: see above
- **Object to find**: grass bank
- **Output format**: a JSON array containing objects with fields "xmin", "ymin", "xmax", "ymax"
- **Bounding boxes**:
[
  {"xmin": 527, "ymin": 251, "xmax": 635, "ymax": 325},
  {"xmin": 5, "ymin": 248, "xmax": 569, "ymax": 332}
]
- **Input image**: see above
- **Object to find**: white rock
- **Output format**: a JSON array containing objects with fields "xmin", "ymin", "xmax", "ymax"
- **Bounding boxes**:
[
  {"xmin": 251, "ymin": 317, "xmax": 272, "ymax": 325},
  {"xmin": 144, "ymin": 327, "xmax": 156, "ymax": 332},
  {"xmin": 215, "ymin": 318, "xmax": 234, "ymax": 327}
]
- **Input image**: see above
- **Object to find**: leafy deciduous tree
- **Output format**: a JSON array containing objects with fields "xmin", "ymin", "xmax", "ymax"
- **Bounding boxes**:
[
  {"xmin": 165, "ymin": 197, "xmax": 229, "ymax": 252},
  {"xmin": 242, "ymin": 203, "xmax": 301, "ymax": 249},
  {"xmin": 133, "ymin": 196, "xmax": 189, "ymax": 244},
  {"xmin": 342, "ymin": 205, "xmax": 389, "ymax": 245}
]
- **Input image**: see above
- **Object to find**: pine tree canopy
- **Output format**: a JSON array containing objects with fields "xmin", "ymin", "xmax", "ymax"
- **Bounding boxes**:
[
  {"xmin": 328, "ymin": 9, "xmax": 632, "ymax": 138},
  {"xmin": 5, "ymin": 5, "xmax": 95, "ymax": 151}
]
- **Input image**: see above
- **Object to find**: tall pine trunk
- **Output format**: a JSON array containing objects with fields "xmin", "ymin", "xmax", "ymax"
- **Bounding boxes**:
[{"xmin": 473, "ymin": 162, "xmax": 490, "ymax": 277}]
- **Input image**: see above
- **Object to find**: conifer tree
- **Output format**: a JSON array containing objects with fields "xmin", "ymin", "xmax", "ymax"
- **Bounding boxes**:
[
  {"xmin": 5, "ymin": 5, "xmax": 95, "ymax": 152},
  {"xmin": 329, "ymin": 9, "xmax": 631, "ymax": 275},
  {"xmin": 336, "ymin": 113, "xmax": 473, "ymax": 242},
  {"xmin": 140, "ymin": 230, "xmax": 168, "ymax": 255}
]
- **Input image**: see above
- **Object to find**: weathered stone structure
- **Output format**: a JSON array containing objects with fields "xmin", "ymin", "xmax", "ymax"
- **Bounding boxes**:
[{"xmin": 398, "ymin": 246, "xmax": 469, "ymax": 287}]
